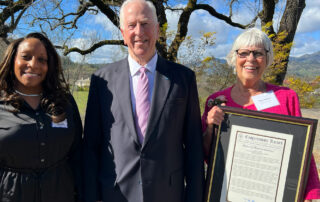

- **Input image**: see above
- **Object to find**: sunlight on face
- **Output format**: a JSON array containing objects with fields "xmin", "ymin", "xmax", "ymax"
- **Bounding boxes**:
[
  {"xmin": 120, "ymin": 1, "xmax": 159, "ymax": 65},
  {"xmin": 14, "ymin": 38, "xmax": 48, "ymax": 94},
  {"xmin": 235, "ymin": 45, "xmax": 267, "ymax": 85}
]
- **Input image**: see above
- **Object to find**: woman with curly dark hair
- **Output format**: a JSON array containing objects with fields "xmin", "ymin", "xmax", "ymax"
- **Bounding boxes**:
[{"xmin": 0, "ymin": 32, "xmax": 82, "ymax": 202}]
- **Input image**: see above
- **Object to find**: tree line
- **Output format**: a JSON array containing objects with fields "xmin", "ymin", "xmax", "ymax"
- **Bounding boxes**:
[{"xmin": 0, "ymin": 0, "xmax": 307, "ymax": 85}]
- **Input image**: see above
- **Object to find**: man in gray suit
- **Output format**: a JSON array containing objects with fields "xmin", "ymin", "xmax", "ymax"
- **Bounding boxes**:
[{"xmin": 83, "ymin": 0, "xmax": 204, "ymax": 201}]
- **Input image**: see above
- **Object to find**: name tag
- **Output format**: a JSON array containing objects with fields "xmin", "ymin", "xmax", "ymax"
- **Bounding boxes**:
[
  {"xmin": 252, "ymin": 90, "xmax": 280, "ymax": 111},
  {"xmin": 52, "ymin": 119, "xmax": 68, "ymax": 128}
]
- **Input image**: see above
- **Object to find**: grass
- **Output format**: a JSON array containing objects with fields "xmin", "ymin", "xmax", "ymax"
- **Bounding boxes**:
[
  {"xmin": 72, "ymin": 90, "xmax": 89, "ymax": 121},
  {"xmin": 72, "ymin": 89, "xmax": 320, "ymax": 176}
]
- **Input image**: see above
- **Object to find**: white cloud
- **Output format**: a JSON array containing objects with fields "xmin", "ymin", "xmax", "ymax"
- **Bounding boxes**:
[
  {"xmin": 297, "ymin": 4, "xmax": 320, "ymax": 33},
  {"xmin": 68, "ymin": 1, "xmax": 320, "ymax": 63},
  {"xmin": 210, "ymin": 43, "xmax": 233, "ymax": 59},
  {"xmin": 291, "ymin": 0, "xmax": 320, "ymax": 56},
  {"xmin": 95, "ymin": 13, "xmax": 116, "ymax": 32},
  {"xmin": 166, "ymin": 4, "xmax": 243, "ymax": 60},
  {"xmin": 165, "ymin": 8, "xmax": 182, "ymax": 34},
  {"xmin": 77, "ymin": 1, "xmax": 260, "ymax": 63},
  {"xmin": 307, "ymin": 0, "xmax": 320, "ymax": 7},
  {"xmin": 209, "ymin": 0, "xmax": 228, "ymax": 11},
  {"xmin": 184, "ymin": 5, "xmax": 257, "ymax": 60},
  {"xmin": 291, "ymin": 33, "xmax": 320, "ymax": 57},
  {"xmin": 94, "ymin": 12, "xmax": 122, "ymax": 39}
]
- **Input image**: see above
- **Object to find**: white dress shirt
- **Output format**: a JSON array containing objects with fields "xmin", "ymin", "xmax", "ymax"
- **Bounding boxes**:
[{"xmin": 128, "ymin": 53, "xmax": 158, "ymax": 115}]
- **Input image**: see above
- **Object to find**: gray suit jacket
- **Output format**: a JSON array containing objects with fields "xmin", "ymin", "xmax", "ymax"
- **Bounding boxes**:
[{"xmin": 83, "ymin": 56, "xmax": 204, "ymax": 202}]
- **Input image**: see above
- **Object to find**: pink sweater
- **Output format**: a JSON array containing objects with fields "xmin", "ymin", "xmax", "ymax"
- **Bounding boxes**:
[{"xmin": 201, "ymin": 83, "xmax": 320, "ymax": 199}]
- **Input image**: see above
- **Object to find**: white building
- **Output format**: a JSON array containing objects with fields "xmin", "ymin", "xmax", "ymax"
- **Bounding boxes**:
[{"xmin": 75, "ymin": 77, "xmax": 90, "ymax": 88}]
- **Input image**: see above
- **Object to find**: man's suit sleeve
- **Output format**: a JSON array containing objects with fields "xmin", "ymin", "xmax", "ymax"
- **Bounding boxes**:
[
  {"xmin": 183, "ymin": 72, "xmax": 205, "ymax": 202},
  {"xmin": 83, "ymin": 74, "xmax": 102, "ymax": 201}
]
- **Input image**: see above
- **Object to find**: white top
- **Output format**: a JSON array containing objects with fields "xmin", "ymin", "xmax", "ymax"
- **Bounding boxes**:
[{"xmin": 128, "ymin": 53, "xmax": 157, "ymax": 115}]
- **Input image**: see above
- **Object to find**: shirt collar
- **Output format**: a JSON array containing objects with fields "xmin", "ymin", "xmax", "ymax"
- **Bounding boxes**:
[{"xmin": 128, "ymin": 53, "xmax": 158, "ymax": 76}]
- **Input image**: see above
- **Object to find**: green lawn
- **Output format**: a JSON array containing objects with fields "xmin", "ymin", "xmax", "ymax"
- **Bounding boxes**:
[
  {"xmin": 316, "ymin": 96, "xmax": 320, "ymax": 108},
  {"xmin": 72, "ymin": 90, "xmax": 89, "ymax": 120}
]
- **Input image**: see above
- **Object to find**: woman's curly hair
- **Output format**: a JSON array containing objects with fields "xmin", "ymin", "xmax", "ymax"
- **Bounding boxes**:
[{"xmin": 0, "ymin": 32, "xmax": 70, "ymax": 122}]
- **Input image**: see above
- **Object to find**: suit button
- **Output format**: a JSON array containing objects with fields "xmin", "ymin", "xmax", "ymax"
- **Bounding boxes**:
[
  {"xmin": 40, "ymin": 142, "xmax": 46, "ymax": 146},
  {"xmin": 40, "ymin": 158, "xmax": 45, "ymax": 163},
  {"xmin": 138, "ymin": 180, "xmax": 142, "ymax": 185}
]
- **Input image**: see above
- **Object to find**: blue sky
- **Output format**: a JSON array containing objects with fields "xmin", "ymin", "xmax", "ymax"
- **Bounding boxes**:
[{"xmin": 11, "ymin": 0, "xmax": 320, "ymax": 64}]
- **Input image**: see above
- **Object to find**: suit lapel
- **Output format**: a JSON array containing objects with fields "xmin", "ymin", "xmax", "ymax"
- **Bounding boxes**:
[
  {"xmin": 143, "ymin": 57, "xmax": 171, "ymax": 148},
  {"xmin": 114, "ymin": 59, "xmax": 141, "ymax": 146}
]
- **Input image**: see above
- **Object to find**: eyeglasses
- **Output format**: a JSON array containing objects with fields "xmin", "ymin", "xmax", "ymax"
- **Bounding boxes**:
[{"xmin": 236, "ymin": 49, "xmax": 268, "ymax": 59}]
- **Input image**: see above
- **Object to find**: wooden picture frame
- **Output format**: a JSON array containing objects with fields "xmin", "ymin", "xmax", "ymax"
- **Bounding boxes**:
[{"xmin": 205, "ymin": 106, "xmax": 318, "ymax": 202}]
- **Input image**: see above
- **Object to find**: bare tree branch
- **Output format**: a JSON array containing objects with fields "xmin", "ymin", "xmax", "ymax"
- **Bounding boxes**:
[
  {"xmin": 167, "ymin": 0, "xmax": 197, "ymax": 61},
  {"xmin": 58, "ymin": 39, "xmax": 124, "ymax": 56},
  {"xmin": 31, "ymin": 1, "xmax": 96, "ymax": 30},
  {"xmin": 12, "ymin": 3, "xmax": 30, "ymax": 31},
  {"xmin": 0, "ymin": 0, "xmax": 36, "ymax": 38},
  {"xmin": 0, "ymin": 1, "xmax": 10, "ymax": 6},
  {"xmin": 23, "ymin": 0, "xmax": 303, "ymax": 85},
  {"xmin": 195, "ymin": 4, "xmax": 250, "ymax": 29},
  {"xmin": 164, "ymin": 7, "xmax": 184, "ymax": 11},
  {"xmin": 102, "ymin": 0, "xmax": 123, "ymax": 7},
  {"xmin": 89, "ymin": 0, "xmax": 120, "ymax": 28},
  {"xmin": 166, "ymin": 1, "xmax": 257, "ymax": 61},
  {"xmin": 228, "ymin": 0, "xmax": 238, "ymax": 17}
]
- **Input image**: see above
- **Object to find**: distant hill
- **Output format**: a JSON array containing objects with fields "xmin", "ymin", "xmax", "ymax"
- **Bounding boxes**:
[
  {"xmin": 290, "ymin": 51, "xmax": 320, "ymax": 63},
  {"xmin": 61, "ymin": 51, "xmax": 320, "ymax": 82},
  {"xmin": 0, "ymin": 39, "xmax": 318, "ymax": 80},
  {"xmin": 287, "ymin": 51, "xmax": 320, "ymax": 78},
  {"xmin": 206, "ymin": 52, "xmax": 320, "ymax": 79}
]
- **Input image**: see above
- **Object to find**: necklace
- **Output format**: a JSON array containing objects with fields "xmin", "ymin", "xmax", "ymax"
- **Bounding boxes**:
[{"xmin": 15, "ymin": 90, "xmax": 42, "ymax": 97}]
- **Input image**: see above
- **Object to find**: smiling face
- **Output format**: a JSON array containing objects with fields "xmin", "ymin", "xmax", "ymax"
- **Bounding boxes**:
[
  {"xmin": 14, "ymin": 38, "xmax": 48, "ymax": 94},
  {"xmin": 120, "ymin": 1, "xmax": 159, "ymax": 65},
  {"xmin": 235, "ymin": 45, "xmax": 267, "ymax": 86}
]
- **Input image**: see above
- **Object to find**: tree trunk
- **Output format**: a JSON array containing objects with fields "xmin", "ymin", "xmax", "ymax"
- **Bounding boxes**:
[
  {"xmin": 275, "ymin": 0, "xmax": 306, "ymax": 84},
  {"xmin": 261, "ymin": 0, "xmax": 306, "ymax": 85}
]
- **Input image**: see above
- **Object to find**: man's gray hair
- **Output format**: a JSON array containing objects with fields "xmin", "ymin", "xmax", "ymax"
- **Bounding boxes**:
[
  {"xmin": 226, "ymin": 28, "xmax": 274, "ymax": 68},
  {"xmin": 119, "ymin": 0, "xmax": 158, "ymax": 29}
]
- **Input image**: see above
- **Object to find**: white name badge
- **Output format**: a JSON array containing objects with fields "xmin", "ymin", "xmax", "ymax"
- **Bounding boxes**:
[
  {"xmin": 52, "ymin": 119, "xmax": 68, "ymax": 128},
  {"xmin": 252, "ymin": 90, "xmax": 280, "ymax": 111}
]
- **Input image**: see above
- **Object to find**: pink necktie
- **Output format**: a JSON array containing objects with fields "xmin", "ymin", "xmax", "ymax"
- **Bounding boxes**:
[{"xmin": 135, "ymin": 67, "xmax": 150, "ymax": 143}]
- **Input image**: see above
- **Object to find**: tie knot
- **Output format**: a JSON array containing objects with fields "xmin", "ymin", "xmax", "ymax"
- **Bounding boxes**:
[{"xmin": 140, "ymin": 67, "xmax": 147, "ymax": 74}]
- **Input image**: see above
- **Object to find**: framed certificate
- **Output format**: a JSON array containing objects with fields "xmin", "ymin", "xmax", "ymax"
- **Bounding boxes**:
[{"xmin": 204, "ymin": 106, "xmax": 318, "ymax": 202}]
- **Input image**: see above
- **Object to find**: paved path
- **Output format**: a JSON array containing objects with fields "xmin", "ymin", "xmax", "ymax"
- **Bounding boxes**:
[
  {"xmin": 301, "ymin": 108, "xmax": 320, "ymax": 175},
  {"xmin": 302, "ymin": 108, "xmax": 320, "ymax": 151}
]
